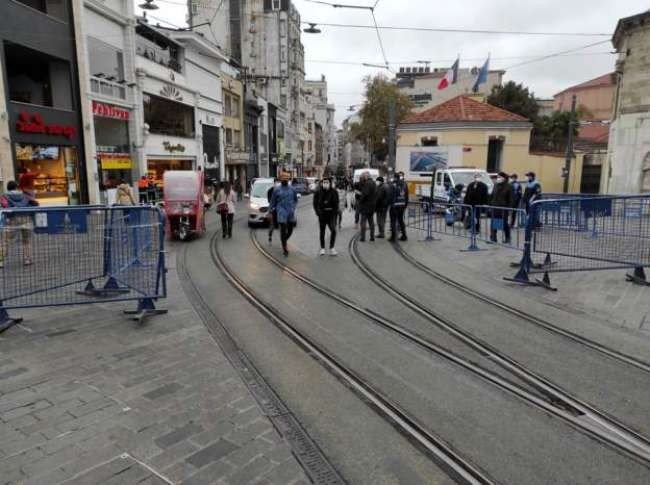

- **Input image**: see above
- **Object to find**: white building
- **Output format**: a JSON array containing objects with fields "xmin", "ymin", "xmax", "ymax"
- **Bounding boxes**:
[
  {"xmin": 305, "ymin": 76, "xmax": 337, "ymax": 177},
  {"xmin": 604, "ymin": 10, "xmax": 650, "ymax": 194},
  {"xmin": 191, "ymin": 0, "xmax": 305, "ymax": 176},
  {"xmin": 396, "ymin": 65, "xmax": 504, "ymax": 112},
  {"xmin": 134, "ymin": 21, "xmax": 227, "ymax": 187}
]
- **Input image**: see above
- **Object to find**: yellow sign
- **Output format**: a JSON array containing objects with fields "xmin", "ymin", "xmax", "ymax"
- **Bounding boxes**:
[{"xmin": 99, "ymin": 154, "xmax": 133, "ymax": 170}]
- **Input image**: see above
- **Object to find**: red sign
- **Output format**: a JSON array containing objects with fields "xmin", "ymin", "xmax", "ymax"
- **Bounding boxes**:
[
  {"xmin": 16, "ymin": 112, "xmax": 76, "ymax": 139},
  {"xmin": 92, "ymin": 101, "xmax": 130, "ymax": 121}
]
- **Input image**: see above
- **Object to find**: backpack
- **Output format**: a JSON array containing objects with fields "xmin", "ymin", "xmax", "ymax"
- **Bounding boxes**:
[{"xmin": 2, "ymin": 192, "xmax": 30, "ymax": 208}]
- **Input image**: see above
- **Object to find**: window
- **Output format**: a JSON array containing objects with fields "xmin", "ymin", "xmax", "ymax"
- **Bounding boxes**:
[
  {"xmin": 5, "ymin": 42, "xmax": 73, "ymax": 110},
  {"xmin": 272, "ymin": 0, "xmax": 281, "ymax": 9},
  {"xmin": 15, "ymin": 0, "xmax": 66, "ymax": 21},
  {"xmin": 307, "ymin": 122, "xmax": 312, "ymax": 134},
  {"xmin": 88, "ymin": 37, "xmax": 125, "ymax": 99},
  {"xmin": 143, "ymin": 94, "xmax": 194, "ymax": 138},
  {"xmin": 231, "ymin": 95, "xmax": 240, "ymax": 117},
  {"xmin": 225, "ymin": 128, "xmax": 233, "ymax": 146},
  {"xmin": 224, "ymin": 94, "xmax": 232, "ymax": 116},
  {"xmin": 136, "ymin": 24, "xmax": 182, "ymax": 73},
  {"xmin": 421, "ymin": 136, "xmax": 438, "ymax": 147},
  {"xmin": 234, "ymin": 130, "xmax": 241, "ymax": 148},
  {"xmin": 308, "ymin": 140, "xmax": 312, "ymax": 151},
  {"xmin": 642, "ymin": 152, "xmax": 650, "ymax": 192}
]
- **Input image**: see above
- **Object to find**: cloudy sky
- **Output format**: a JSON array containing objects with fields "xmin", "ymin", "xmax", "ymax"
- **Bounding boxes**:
[{"xmin": 139, "ymin": 0, "xmax": 646, "ymax": 125}]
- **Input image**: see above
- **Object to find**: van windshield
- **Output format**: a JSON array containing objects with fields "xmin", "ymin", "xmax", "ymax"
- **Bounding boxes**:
[{"xmin": 452, "ymin": 172, "xmax": 493, "ymax": 189}]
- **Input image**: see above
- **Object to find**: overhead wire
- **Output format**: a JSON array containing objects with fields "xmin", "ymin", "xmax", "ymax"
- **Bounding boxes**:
[
  {"xmin": 505, "ymin": 39, "xmax": 611, "ymax": 69},
  {"xmin": 300, "ymin": 21, "xmax": 611, "ymax": 37}
]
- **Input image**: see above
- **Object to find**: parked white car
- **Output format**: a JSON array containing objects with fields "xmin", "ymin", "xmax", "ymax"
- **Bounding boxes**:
[{"xmin": 248, "ymin": 178, "xmax": 275, "ymax": 227}]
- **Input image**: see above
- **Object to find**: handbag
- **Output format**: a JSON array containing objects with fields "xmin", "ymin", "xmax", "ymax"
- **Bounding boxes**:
[
  {"xmin": 216, "ymin": 202, "xmax": 228, "ymax": 214},
  {"xmin": 491, "ymin": 217, "xmax": 504, "ymax": 231}
]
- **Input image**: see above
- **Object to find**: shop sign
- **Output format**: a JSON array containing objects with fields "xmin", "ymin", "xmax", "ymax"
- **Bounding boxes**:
[
  {"xmin": 16, "ymin": 112, "xmax": 76, "ymax": 139},
  {"xmin": 99, "ymin": 152, "xmax": 133, "ymax": 170},
  {"xmin": 163, "ymin": 141, "xmax": 186, "ymax": 153},
  {"xmin": 92, "ymin": 101, "xmax": 130, "ymax": 120}
]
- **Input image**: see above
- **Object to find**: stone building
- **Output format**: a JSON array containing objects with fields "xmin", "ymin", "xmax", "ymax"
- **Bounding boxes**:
[{"xmin": 604, "ymin": 10, "xmax": 650, "ymax": 194}]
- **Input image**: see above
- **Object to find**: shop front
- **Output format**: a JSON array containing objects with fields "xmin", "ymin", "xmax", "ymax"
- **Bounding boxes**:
[
  {"xmin": 11, "ymin": 108, "xmax": 85, "ymax": 206},
  {"xmin": 92, "ymin": 101, "xmax": 134, "ymax": 202}
]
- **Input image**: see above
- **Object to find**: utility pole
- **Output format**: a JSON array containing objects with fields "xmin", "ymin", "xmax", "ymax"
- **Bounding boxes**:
[
  {"xmin": 563, "ymin": 94, "xmax": 577, "ymax": 193},
  {"xmin": 388, "ymin": 98, "xmax": 396, "ymax": 171}
]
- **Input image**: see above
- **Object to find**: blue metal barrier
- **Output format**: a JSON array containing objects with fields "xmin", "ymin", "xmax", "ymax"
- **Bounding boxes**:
[
  {"xmin": 0, "ymin": 205, "xmax": 167, "ymax": 332},
  {"xmin": 475, "ymin": 205, "xmax": 528, "ymax": 250},
  {"xmin": 407, "ymin": 200, "xmax": 480, "ymax": 251},
  {"xmin": 505, "ymin": 195, "xmax": 650, "ymax": 290}
]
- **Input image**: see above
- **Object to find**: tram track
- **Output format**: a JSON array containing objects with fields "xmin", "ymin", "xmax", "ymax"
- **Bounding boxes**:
[
  {"xmin": 391, "ymin": 242, "xmax": 650, "ymax": 374},
  {"xmin": 211, "ymin": 230, "xmax": 498, "ymax": 485},
  {"xmin": 249, "ymin": 228, "xmax": 650, "ymax": 466}
]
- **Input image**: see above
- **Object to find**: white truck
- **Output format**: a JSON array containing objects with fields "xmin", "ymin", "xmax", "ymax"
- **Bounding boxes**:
[{"xmin": 396, "ymin": 145, "xmax": 493, "ymax": 202}]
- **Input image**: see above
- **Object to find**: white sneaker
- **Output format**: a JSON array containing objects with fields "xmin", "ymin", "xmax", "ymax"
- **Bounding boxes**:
[
  {"xmin": 329, "ymin": 248, "xmax": 338, "ymax": 256},
  {"xmin": 319, "ymin": 248, "xmax": 326, "ymax": 256}
]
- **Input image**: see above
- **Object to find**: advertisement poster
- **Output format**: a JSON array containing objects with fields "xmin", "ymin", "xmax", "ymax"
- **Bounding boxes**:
[{"xmin": 409, "ymin": 150, "xmax": 449, "ymax": 173}]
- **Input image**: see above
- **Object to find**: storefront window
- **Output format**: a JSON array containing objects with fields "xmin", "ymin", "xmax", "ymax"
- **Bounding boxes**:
[
  {"xmin": 143, "ymin": 94, "xmax": 195, "ymax": 138},
  {"xmin": 5, "ymin": 42, "xmax": 73, "ymax": 110},
  {"xmin": 14, "ymin": 144, "xmax": 80, "ymax": 206},
  {"xmin": 147, "ymin": 159, "xmax": 194, "ymax": 188},
  {"xmin": 94, "ymin": 116, "xmax": 132, "ymax": 191}
]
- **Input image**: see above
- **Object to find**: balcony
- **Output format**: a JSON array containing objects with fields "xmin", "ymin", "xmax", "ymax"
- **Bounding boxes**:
[
  {"xmin": 90, "ymin": 76, "xmax": 127, "ymax": 100},
  {"xmin": 136, "ymin": 23, "xmax": 183, "ymax": 74}
]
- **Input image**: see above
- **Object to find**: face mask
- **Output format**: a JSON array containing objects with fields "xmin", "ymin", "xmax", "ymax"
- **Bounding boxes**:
[
  {"xmin": 527, "ymin": 177, "xmax": 533, "ymax": 182},
  {"xmin": 323, "ymin": 182, "xmax": 330, "ymax": 190},
  {"xmin": 496, "ymin": 177, "xmax": 504, "ymax": 184},
  {"xmin": 281, "ymin": 180, "xmax": 288, "ymax": 186}
]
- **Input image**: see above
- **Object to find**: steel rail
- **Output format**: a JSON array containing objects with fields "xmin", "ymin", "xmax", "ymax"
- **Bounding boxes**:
[
  {"xmin": 391, "ymin": 242, "xmax": 650, "ymax": 374},
  {"xmin": 347, "ymin": 235, "xmax": 650, "ymax": 463},
  {"xmin": 212, "ymin": 231, "xmax": 496, "ymax": 485}
]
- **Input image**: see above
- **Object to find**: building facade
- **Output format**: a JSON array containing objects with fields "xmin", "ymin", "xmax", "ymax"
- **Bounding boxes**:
[
  {"xmin": 553, "ymin": 73, "xmax": 616, "ymax": 122},
  {"xmin": 1, "ymin": 0, "xmax": 90, "ymax": 205},
  {"xmin": 396, "ymin": 65, "xmax": 504, "ymax": 113},
  {"xmin": 191, "ymin": 0, "xmax": 304, "ymax": 176},
  {"xmin": 398, "ymin": 95, "xmax": 584, "ymax": 194},
  {"xmin": 604, "ymin": 10, "xmax": 650, "ymax": 194}
]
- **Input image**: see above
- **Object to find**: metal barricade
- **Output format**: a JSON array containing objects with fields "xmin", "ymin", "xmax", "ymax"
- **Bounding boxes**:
[
  {"xmin": 505, "ymin": 195, "xmax": 650, "ymax": 290},
  {"xmin": 407, "ymin": 200, "xmax": 479, "ymax": 251},
  {"xmin": 475, "ymin": 205, "xmax": 528, "ymax": 249},
  {"xmin": 0, "ymin": 205, "xmax": 167, "ymax": 332}
]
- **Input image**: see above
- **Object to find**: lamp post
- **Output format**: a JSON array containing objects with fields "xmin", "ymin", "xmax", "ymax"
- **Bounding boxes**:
[{"xmin": 563, "ymin": 95, "xmax": 577, "ymax": 193}]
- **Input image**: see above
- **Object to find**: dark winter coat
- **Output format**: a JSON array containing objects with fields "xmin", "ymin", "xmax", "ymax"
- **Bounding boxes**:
[
  {"xmin": 358, "ymin": 179, "xmax": 376, "ymax": 215},
  {"xmin": 374, "ymin": 182, "xmax": 391, "ymax": 211},
  {"xmin": 523, "ymin": 180, "xmax": 542, "ymax": 210},
  {"xmin": 389, "ymin": 180, "xmax": 409, "ymax": 208},
  {"xmin": 491, "ymin": 182, "xmax": 513, "ymax": 208},
  {"xmin": 464, "ymin": 181, "xmax": 489, "ymax": 206},
  {"xmin": 313, "ymin": 187, "xmax": 339, "ymax": 217}
]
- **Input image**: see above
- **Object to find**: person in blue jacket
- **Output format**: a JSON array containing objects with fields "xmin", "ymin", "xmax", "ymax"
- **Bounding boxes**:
[{"xmin": 270, "ymin": 172, "xmax": 298, "ymax": 256}]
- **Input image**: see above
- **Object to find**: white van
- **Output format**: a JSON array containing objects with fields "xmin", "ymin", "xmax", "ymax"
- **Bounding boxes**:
[
  {"xmin": 430, "ymin": 168, "xmax": 494, "ymax": 202},
  {"xmin": 353, "ymin": 168, "xmax": 380, "ymax": 184}
]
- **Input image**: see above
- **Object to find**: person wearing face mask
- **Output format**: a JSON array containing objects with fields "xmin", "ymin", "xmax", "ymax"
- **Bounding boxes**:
[
  {"xmin": 523, "ymin": 171, "xmax": 542, "ymax": 214},
  {"xmin": 389, "ymin": 172, "xmax": 409, "ymax": 242},
  {"xmin": 489, "ymin": 172, "xmax": 513, "ymax": 244},
  {"xmin": 358, "ymin": 171, "xmax": 377, "ymax": 242},
  {"xmin": 313, "ymin": 178, "xmax": 340, "ymax": 256},
  {"xmin": 463, "ymin": 173, "xmax": 489, "ymax": 232},
  {"xmin": 374, "ymin": 176, "xmax": 390, "ymax": 239},
  {"xmin": 270, "ymin": 172, "xmax": 298, "ymax": 256}
]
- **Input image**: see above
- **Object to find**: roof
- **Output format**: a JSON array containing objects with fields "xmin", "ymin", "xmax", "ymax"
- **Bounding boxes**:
[
  {"xmin": 554, "ymin": 73, "xmax": 616, "ymax": 97},
  {"xmin": 578, "ymin": 123, "xmax": 610, "ymax": 144},
  {"xmin": 402, "ymin": 95, "xmax": 529, "ymax": 124},
  {"xmin": 613, "ymin": 10, "xmax": 650, "ymax": 49}
]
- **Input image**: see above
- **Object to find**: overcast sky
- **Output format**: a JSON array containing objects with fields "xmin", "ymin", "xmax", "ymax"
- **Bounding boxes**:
[{"xmin": 138, "ymin": 0, "xmax": 646, "ymax": 126}]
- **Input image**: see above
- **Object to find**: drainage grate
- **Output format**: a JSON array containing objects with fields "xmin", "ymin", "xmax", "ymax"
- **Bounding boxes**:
[{"xmin": 178, "ymin": 246, "xmax": 345, "ymax": 485}]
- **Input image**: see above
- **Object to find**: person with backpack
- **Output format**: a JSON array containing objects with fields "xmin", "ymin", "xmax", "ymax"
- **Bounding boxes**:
[
  {"xmin": 0, "ymin": 180, "xmax": 37, "ymax": 268},
  {"xmin": 313, "ymin": 178, "xmax": 340, "ymax": 256},
  {"xmin": 358, "ymin": 172, "xmax": 376, "ymax": 242},
  {"xmin": 389, "ymin": 172, "xmax": 409, "ymax": 242},
  {"xmin": 374, "ymin": 176, "xmax": 390, "ymax": 239},
  {"xmin": 270, "ymin": 172, "xmax": 298, "ymax": 256}
]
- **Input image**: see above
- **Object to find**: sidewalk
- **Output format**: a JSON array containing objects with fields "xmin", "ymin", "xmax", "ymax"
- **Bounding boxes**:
[{"xmin": 0, "ymin": 247, "xmax": 308, "ymax": 484}]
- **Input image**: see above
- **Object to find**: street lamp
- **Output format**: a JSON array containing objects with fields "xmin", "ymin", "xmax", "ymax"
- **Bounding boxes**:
[
  {"xmin": 138, "ymin": 0, "xmax": 159, "ymax": 10},
  {"xmin": 303, "ymin": 23, "xmax": 322, "ymax": 34}
]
